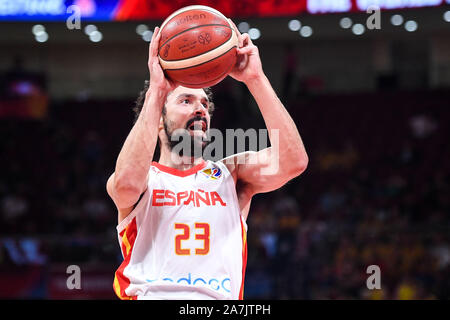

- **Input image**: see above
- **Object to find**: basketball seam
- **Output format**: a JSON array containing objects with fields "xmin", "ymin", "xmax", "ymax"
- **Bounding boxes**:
[
  {"xmin": 158, "ymin": 24, "xmax": 232, "ymax": 60},
  {"xmin": 159, "ymin": 31, "xmax": 238, "ymax": 70},
  {"xmin": 164, "ymin": 45, "xmax": 236, "ymax": 72}
]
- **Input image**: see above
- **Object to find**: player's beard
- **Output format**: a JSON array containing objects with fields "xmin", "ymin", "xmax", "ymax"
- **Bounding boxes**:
[{"xmin": 163, "ymin": 115, "xmax": 210, "ymax": 159}]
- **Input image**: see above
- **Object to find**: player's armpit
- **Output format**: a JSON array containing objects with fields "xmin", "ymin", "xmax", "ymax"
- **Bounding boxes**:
[{"xmin": 227, "ymin": 147, "xmax": 307, "ymax": 195}]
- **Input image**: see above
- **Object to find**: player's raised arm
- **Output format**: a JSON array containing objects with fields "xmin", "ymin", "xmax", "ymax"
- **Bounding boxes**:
[
  {"xmin": 107, "ymin": 27, "xmax": 177, "ymax": 223},
  {"xmin": 226, "ymin": 20, "xmax": 308, "ymax": 198}
]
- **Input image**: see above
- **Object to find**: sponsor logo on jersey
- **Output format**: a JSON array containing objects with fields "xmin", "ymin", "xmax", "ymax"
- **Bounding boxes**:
[
  {"xmin": 146, "ymin": 273, "xmax": 231, "ymax": 294},
  {"xmin": 152, "ymin": 189, "xmax": 227, "ymax": 207},
  {"xmin": 201, "ymin": 166, "xmax": 222, "ymax": 180}
]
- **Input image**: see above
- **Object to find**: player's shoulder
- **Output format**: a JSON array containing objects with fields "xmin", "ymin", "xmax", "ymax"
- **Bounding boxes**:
[
  {"xmin": 218, "ymin": 154, "xmax": 237, "ymax": 176},
  {"xmin": 218, "ymin": 151, "xmax": 258, "ymax": 184},
  {"xmin": 219, "ymin": 151, "xmax": 257, "ymax": 169}
]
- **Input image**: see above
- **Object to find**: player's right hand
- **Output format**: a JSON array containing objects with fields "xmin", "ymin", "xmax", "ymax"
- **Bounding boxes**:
[{"xmin": 148, "ymin": 26, "xmax": 178, "ymax": 95}]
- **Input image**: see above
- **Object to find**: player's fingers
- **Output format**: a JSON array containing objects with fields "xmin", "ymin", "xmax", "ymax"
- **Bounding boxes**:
[
  {"xmin": 228, "ymin": 18, "xmax": 243, "ymax": 47},
  {"xmin": 244, "ymin": 33, "xmax": 254, "ymax": 47},
  {"xmin": 233, "ymin": 52, "xmax": 248, "ymax": 72},
  {"xmin": 240, "ymin": 33, "xmax": 250, "ymax": 48},
  {"xmin": 236, "ymin": 46, "xmax": 253, "ymax": 56},
  {"xmin": 238, "ymin": 32, "xmax": 257, "ymax": 51},
  {"xmin": 149, "ymin": 27, "xmax": 160, "ymax": 58}
]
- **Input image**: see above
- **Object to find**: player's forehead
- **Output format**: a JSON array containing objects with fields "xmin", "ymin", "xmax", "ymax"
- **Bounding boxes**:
[{"xmin": 168, "ymin": 86, "xmax": 208, "ymax": 102}]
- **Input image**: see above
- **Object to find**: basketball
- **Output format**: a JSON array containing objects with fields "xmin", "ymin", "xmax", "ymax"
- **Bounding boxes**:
[{"xmin": 158, "ymin": 5, "xmax": 239, "ymax": 88}]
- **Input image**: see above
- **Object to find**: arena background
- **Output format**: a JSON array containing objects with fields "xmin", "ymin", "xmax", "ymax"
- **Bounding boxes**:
[{"xmin": 0, "ymin": 0, "xmax": 449, "ymax": 299}]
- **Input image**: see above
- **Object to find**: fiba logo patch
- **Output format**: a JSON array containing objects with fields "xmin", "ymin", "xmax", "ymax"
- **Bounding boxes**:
[{"xmin": 201, "ymin": 166, "xmax": 222, "ymax": 180}]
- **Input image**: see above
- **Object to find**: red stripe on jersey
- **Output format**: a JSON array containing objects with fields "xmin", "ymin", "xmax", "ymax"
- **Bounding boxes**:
[
  {"xmin": 119, "ymin": 229, "xmax": 127, "ymax": 257},
  {"xmin": 114, "ymin": 217, "xmax": 138, "ymax": 300},
  {"xmin": 152, "ymin": 160, "xmax": 207, "ymax": 177},
  {"xmin": 239, "ymin": 217, "xmax": 248, "ymax": 300}
]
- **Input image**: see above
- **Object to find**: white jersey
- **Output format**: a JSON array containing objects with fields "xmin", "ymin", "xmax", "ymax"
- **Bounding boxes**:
[{"xmin": 113, "ymin": 159, "xmax": 248, "ymax": 300}]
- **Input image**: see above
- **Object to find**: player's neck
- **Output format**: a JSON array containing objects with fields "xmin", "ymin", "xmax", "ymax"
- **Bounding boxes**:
[{"xmin": 158, "ymin": 150, "xmax": 205, "ymax": 171}]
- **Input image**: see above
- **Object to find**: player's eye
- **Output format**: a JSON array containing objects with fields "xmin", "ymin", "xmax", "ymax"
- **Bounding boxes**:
[{"xmin": 181, "ymin": 99, "xmax": 190, "ymax": 104}]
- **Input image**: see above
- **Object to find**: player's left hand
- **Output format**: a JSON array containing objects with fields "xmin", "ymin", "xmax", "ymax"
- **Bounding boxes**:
[{"xmin": 228, "ymin": 19, "xmax": 264, "ymax": 84}]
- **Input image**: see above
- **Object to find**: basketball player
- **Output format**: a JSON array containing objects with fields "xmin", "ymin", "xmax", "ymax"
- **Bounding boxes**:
[{"xmin": 107, "ymin": 20, "xmax": 308, "ymax": 300}]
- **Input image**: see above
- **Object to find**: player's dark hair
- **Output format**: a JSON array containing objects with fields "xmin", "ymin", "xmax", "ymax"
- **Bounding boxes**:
[{"xmin": 132, "ymin": 80, "xmax": 215, "ymax": 124}]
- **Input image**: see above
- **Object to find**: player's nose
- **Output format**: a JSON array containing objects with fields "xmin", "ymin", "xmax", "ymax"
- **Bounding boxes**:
[{"xmin": 193, "ymin": 101, "xmax": 206, "ymax": 117}]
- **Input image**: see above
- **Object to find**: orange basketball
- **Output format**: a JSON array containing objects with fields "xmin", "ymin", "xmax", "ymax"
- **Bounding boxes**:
[{"xmin": 158, "ymin": 5, "xmax": 238, "ymax": 88}]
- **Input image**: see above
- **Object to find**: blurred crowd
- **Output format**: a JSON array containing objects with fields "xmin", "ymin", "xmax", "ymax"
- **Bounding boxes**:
[{"xmin": 0, "ymin": 79, "xmax": 449, "ymax": 299}]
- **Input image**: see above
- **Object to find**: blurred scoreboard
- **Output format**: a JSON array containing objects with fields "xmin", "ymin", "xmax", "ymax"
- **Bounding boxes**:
[{"xmin": 0, "ymin": 0, "xmax": 449, "ymax": 21}]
